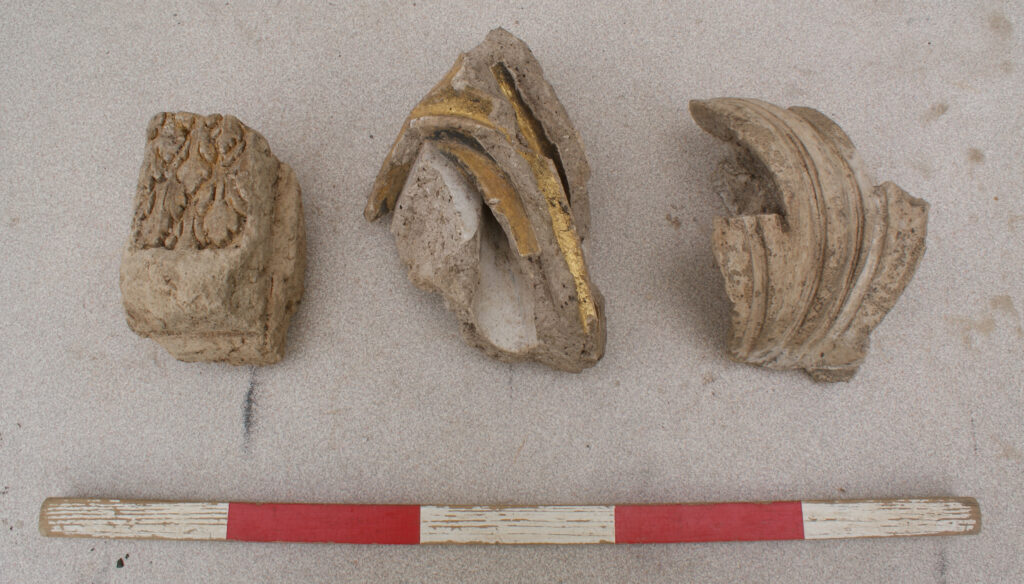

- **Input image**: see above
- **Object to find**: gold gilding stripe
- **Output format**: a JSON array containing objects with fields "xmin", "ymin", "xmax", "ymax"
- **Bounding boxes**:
[
  {"xmin": 491, "ymin": 63, "xmax": 597, "ymax": 333},
  {"xmin": 409, "ymin": 88, "xmax": 495, "ymax": 128},
  {"xmin": 436, "ymin": 140, "xmax": 540, "ymax": 256},
  {"xmin": 366, "ymin": 158, "xmax": 412, "ymax": 220},
  {"xmin": 370, "ymin": 55, "xmax": 597, "ymax": 334},
  {"xmin": 367, "ymin": 55, "xmax": 496, "ymax": 220},
  {"xmin": 410, "ymin": 55, "xmax": 496, "ymax": 128}
]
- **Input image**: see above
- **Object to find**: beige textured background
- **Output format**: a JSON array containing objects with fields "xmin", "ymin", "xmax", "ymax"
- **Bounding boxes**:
[{"xmin": 1, "ymin": 1, "xmax": 1021, "ymax": 582}]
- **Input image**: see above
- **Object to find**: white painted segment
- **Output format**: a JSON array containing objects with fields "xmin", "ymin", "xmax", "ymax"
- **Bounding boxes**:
[
  {"xmin": 420, "ymin": 505, "xmax": 615, "ymax": 544},
  {"xmin": 802, "ymin": 499, "xmax": 979, "ymax": 539},
  {"xmin": 40, "ymin": 499, "xmax": 229, "ymax": 540}
]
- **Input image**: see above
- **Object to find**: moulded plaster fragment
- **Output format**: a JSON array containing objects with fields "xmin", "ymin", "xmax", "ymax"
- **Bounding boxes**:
[
  {"xmin": 689, "ymin": 98, "xmax": 929, "ymax": 382},
  {"xmin": 120, "ymin": 112, "xmax": 306, "ymax": 365},
  {"xmin": 365, "ymin": 28, "xmax": 605, "ymax": 372}
]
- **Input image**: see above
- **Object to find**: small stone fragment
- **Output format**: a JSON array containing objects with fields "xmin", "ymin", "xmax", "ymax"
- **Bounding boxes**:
[
  {"xmin": 121, "ymin": 112, "xmax": 306, "ymax": 365},
  {"xmin": 365, "ymin": 28, "xmax": 605, "ymax": 372},
  {"xmin": 689, "ymin": 98, "xmax": 929, "ymax": 381}
]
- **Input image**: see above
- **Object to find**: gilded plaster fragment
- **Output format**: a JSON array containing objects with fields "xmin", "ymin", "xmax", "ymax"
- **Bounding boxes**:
[{"xmin": 366, "ymin": 29, "xmax": 605, "ymax": 372}]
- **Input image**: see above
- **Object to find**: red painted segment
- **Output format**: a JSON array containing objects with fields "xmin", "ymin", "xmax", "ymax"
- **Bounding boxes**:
[
  {"xmin": 614, "ymin": 502, "xmax": 805, "ymax": 543},
  {"xmin": 226, "ymin": 503, "xmax": 420, "ymax": 544}
]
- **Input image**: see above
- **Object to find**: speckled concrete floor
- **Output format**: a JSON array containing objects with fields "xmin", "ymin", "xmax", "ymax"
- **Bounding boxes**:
[{"xmin": 2, "ymin": 2, "xmax": 1021, "ymax": 581}]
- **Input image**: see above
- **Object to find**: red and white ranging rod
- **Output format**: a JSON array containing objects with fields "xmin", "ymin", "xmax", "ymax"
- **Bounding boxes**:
[{"xmin": 40, "ymin": 497, "xmax": 979, "ymax": 545}]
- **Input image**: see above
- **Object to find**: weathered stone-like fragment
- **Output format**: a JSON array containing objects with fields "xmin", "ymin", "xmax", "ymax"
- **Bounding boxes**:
[
  {"xmin": 689, "ymin": 98, "xmax": 928, "ymax": 381},
  {"xmin": 121, "ymin": 112, "xmax": 306, "ymax": 365},
  {"xmin": 365, "ymin": 28, "xmax": 605, "ymax": 372}
]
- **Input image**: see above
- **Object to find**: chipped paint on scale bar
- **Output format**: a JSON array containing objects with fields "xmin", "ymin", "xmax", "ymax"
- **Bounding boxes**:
[
  {"xmin": 39, "ymin": 497, "xmax": 980, "ymax": 545},
  {"xmin": 420, "ymin": 506, "xmax": 615, "ymax": 544}
]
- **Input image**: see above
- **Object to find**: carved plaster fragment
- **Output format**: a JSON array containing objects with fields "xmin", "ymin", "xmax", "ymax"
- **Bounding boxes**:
[
  {"xmin": 689, "ymin": 98, "xmax": 929, "ymax": 381},
  {"xmin": 366, "ymin": 28, "xmax": 605, "ymax": 372},
  {"xmin": 121, "ymin": 112, "xmax": 306, "ymax": 365}
]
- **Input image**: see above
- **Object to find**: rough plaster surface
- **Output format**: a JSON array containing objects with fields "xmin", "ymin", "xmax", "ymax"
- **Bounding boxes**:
[
  {"xmin": 691, "ymin": 99, "xmax": 929, "ymax": 382},
  {"xmin": 121, "ymin": 112, "xmax": 306, "ymax": 365},
  {"xmin": 368, "ymin": 29, "xmax": 605, "ymax": 372},
  {"xmin": 1, "ymin": 2, "xmax": 1022, "ymax": 582}
]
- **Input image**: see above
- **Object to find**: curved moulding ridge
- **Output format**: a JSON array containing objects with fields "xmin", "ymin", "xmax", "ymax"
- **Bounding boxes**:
[
  {"xmin": 365, "ymin": 28, "xmax": 605, "ymax": 372},
  {"xmin": 689, "ymin": 98, "xmax": 929, "ymax": 382}
]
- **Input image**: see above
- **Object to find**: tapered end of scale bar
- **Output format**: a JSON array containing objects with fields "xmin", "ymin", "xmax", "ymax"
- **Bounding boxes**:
[
  {"xmin": 39, "ymin": 497, "xmax": 980, "ymax": 544},
  {"xmin": 800, "ymin": 498, "xmax": 981, "ymax": 540},
  {"xmin": 39, "ymin": 498, "xmax": 230, "ymax": 540}
]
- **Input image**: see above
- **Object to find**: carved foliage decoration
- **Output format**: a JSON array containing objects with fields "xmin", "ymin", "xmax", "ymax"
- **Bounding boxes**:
[
  {"xmin": 121, "ymin": 112, "xmax": 306, "ymax": 366},
  {"xmin": 134, "ymin": 113, "xmax": 250, "ymax": 250}
]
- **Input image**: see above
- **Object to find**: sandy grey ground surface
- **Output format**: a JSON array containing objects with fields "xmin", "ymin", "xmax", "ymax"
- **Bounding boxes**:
[{"xmin": 1, "ymin": 1, "xmax": 1021, "ymax": 582}]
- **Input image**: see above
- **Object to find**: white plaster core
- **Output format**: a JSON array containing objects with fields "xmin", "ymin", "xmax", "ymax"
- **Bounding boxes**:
[
  {"xmin": 473, "ymin": 205, "xmax": 538, "ymax": 353},
  {"xmin": 392, "ymin": 142, "xmax": 538, "ymax": 354}
]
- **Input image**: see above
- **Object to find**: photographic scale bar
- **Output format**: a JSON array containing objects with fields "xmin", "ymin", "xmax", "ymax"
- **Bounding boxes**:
[{"xmin": 40, "ymin": 497, "xmax": 979, "ymax": 545}]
